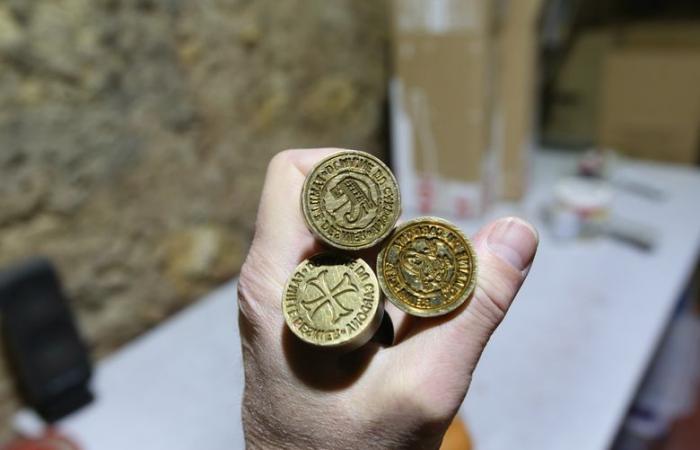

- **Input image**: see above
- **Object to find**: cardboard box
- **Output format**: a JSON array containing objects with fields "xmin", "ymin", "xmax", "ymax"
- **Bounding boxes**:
[
  {"xmin": 545, "ymin": 21, "xmax": 700, "ymax": 157},
  {"xmin": 390, "ymin": 0, "xmax": 544, "ymax": 213},
  {"xmin": 497, "ymin": 0, "xmax": 543, "ymax": 200},
  {"xmin": 616, "ymin": 21, "xmax": 700, "ymax": 49},
  {"xmin": 390, "ymin": 0, "xmax": 498, "ymax": 218},
  {"xmin": 543, "ymin": 30, "xmax": 615, "ymax": 148},
  {"xmin": 599, "ymin": 48, "xmax": 700, "ymax": 164}
]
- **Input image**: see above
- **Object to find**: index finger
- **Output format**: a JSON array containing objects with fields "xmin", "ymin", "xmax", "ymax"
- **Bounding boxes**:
[{"xmin": 246, "ymin": 148, "xmax": 343, "ymax": 293}]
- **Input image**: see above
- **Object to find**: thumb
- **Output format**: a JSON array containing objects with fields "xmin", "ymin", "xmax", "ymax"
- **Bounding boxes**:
[
  {"xmin": 395, "ymin": 217, "xmax": 538, "ymax": 415},
  {"xmin": 460, "ymin": 216, "xmax": 538, "ymax": 346}
]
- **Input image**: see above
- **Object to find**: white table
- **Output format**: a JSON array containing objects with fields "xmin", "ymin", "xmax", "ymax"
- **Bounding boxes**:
[
  {"xmin": 462, "ymin": 152, "xmax": 700, "ymax": 449},
  {"xmin": 15, "ymin": 151, "xmax": 700, "ymax": 450}
]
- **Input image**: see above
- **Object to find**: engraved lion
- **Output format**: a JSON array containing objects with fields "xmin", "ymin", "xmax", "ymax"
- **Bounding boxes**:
[{"xmin": 399, "ymin": 238, "xmax": 454, "ymax": 296}]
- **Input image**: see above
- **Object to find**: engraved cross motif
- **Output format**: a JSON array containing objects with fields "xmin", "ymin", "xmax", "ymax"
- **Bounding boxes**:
[{"xmin": 302, "ymin": 269, "xmax": 357, "ymax": 324}]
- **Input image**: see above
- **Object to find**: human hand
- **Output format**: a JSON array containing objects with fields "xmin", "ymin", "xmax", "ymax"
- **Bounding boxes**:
[{"xmin": 238, "ymin": 149, "xmax": 538, "ymax": 449}]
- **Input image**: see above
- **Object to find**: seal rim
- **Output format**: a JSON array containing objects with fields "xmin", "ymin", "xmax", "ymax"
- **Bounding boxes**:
[
  {"xmin": 301, "ymin": 150, "xmax": 401, "ymax": 251},
  {"xmin": 376, "ymin": 216, "xmax": 478, "ymax": 317},
  {"xmin": 282, "ymin": 253, "xmax": 384, "ymax": 350}
]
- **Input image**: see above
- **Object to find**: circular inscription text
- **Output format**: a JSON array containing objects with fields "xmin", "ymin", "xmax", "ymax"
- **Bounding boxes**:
[
  {"xmin": 377, "ymin": 217, "xmax": 478, "ymax": 317},
  {"xmin": 302, "ymin": 150, "xmax": 401, "ymax": 250}
]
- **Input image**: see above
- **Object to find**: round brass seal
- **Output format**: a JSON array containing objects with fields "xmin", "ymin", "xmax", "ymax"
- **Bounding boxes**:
[
  {"xmin": 282, "ymin": 253, "xmax": 383, "ymax": 350},
  {"xmin": 377, "ymin": 217, "xmax": 478, "ymax": 317},
  {"xmin": 301, "ymin": 150, "xmax": 401, "ymax": 251}
]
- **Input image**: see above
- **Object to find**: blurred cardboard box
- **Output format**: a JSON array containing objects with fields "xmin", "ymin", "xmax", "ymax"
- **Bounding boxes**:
[
  {"xmin": 497, "ymin": 0, "xmax": 543, "ymax": 200},
  {"xmin": 545, "ymin": 21, "xmax": 700, "ymax": 159},
  {"xmin": 390, "ymin": 0, "xmax": 542, "ymax": 215},
  {"xmin": 599, "ymin": 47, "xmax": 700, "ymax": 164},
  {"xmin": 617, "ymin": 21, "xmax": 700, "ymax": 49},
  {"xmin": 390, "ymin": 0, "xmax": 497, "ymax": 218},
  {"xmin": 543, "ymin": 30, "xmax": 615, "ymax": 148}
]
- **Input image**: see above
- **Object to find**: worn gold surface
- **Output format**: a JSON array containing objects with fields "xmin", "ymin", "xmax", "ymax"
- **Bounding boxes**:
[
  {"xmin": 377, "ymin": 217, "xmax": 477, "ymax": 317},
  {"xmin": 301, "ymin": 150, "xmax": 401, "ymax": 250},
  {"xmin": 283, "ymin": 253, "xmax": 383, "ymax": 350}
]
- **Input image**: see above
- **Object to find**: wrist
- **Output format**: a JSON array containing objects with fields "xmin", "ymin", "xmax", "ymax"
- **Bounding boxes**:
[{"xmin": 242, "ymin": 405, "xmax": 444, "ymax": 450}]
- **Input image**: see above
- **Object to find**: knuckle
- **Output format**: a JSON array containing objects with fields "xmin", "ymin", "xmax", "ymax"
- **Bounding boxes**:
[
  {"xmin": 237, "ymin": 260, "xmax": 267, "ymax": 324},
  {"xmin": 268, "ymin": 149, "xmax": 298, "ymax": 171},
  {"xmin": 470, "ymin": 285, "xmax": 508, "ymax": 330},
  {"xmin": 236, "ymin": 246, "xmax": 282, "ymax": 334},
  {"xmin": 473, "ymin": 252, "xmax": 526, "ymax": 319},
  {"xmin": 380, "ymin": 385, "xmax": 452, "ymax": 440},
  {"xmin": 387, "ymin": 371, "xmax": 452, "ymax": 424}
]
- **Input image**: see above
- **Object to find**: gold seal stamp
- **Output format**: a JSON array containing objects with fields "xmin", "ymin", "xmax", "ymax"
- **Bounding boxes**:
[
  {"xmin": 282, "ymin": 253, "xmax": 383, "ymax": 350},
  {"xmin": 377, "ymin": 217, "xmax": 478, "ymax": 317},
  {"xmin": 301, "ymin": 150, "xmax": 401, "ymax": 251}
]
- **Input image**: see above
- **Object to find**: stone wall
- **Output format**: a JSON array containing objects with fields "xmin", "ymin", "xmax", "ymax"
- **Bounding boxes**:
[{"xmin": 0, "ymin": 0, "xmax": 389, "ymax": 436}]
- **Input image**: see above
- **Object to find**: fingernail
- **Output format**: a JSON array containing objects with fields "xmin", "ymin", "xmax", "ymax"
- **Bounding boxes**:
[{"xmin": 486, "ymin": 218, "xmax": 539, "ymax": 272}]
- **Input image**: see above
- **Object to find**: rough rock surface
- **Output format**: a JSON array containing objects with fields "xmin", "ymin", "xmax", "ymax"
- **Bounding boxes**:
[{"xmin": 0, "ymin": 0, "xmax": 388, "ymax": 436}]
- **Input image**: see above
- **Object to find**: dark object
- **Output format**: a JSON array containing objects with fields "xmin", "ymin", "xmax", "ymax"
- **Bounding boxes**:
[
  {"xmin": 0, "ymin": 258, "xmax": 93, "ymax": 422},
  {"xmin": 370, "ymin": 311, "xmax": 395, "ymax": 347}
]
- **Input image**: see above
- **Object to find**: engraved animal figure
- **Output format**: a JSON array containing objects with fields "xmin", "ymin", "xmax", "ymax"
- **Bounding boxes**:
[
  {"xmin": 302, "ymin": 269, "xmax": 357, "ymax": 324},
  {"xmin": 329, "ymin": 176, "xmax": 377, "ymax": 224},
  {"xmin": 400, "ymin": 238, "xmax": 452, "ymax": 295}
]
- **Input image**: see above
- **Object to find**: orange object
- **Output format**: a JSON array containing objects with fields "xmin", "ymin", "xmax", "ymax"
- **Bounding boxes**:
[
  {"xmin": 2, "ymin": 430, "xmax": 80, "ymax": 450},
  {"xmin": 440, "ymin": 416, "xmax": 473, "ymax": 450}
]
